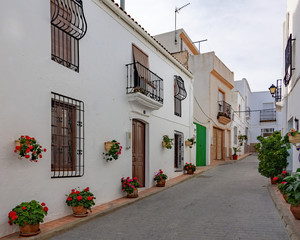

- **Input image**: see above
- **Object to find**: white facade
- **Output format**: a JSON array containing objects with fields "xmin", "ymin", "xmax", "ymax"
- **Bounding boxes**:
[
  {"xmin": 233, "ymin": 78, "xmax": 252, "ymax": 153},
  {"xmin": 281, "ymin": 0, "xmax": 300, "ymax": 172},
  {"xmin": 249, "ymin": 91, "xmax": 282, "ymax": 149},
  {"xmin": 0, "ymin": 0, "xmax": 194, "ymax": 237}
]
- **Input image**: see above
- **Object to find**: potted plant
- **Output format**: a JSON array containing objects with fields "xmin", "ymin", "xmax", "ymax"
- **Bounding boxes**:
[
  {"xmin": 277, "ymin": 174, "xmax": 296, "ymax": 202},
  {"xmin": 285, "ymin": 175, "xmax": 300, "ymax": 219},
  {"xmin": 8, "ymin": 200, "xmax": 48, "ymax": 236},
  {"xmin": 232, "ymin": 147, "xmax": 241, "ymax": 160},
  {"xmin": 185, "ymin": 137, "xmax": 196, "ymax": 148},
  {"xmin": 255, "ymin": 131, "xmax": 290, "ymax": 184},
  {"xmin": 121, "ymin": 177, "xmax": 142, "ymax": 198},
  {"xmin": 103, "ymin": 140, "xmax": 122, "ymax": 161},
  {"xmin": 154, "ymin": 169, "xmax": 168, "ymax": 187},
  {"xmin": 184, "ymin": 162, "xmax": 196, "ymax": 174},
  {"xmin": 287, "ymin": 128, "xmax": 300, "ymax": 144},
  {"xmin": 66, "ymin": 187, "xmax": 96, "ymax": 217},
  {"xmin": 162, "ymin": 135, "xmax": 173, "ymax": 149},
  {"xmin": 14, "ymin": 135, "xmax": 46, "ymax": 162}
]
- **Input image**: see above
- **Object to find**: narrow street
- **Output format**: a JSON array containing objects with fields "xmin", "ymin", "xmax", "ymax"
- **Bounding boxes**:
[{"xmin": 50, "ymin": 155, "xmax": 289, "ymax": 240}]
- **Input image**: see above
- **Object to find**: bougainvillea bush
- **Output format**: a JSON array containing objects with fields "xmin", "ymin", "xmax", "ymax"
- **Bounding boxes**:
[
  {"xmin": 66, "ymin": 187, "xmax": 96, "ymax": 210},
  {"xmin": 121, "ymin": 177, "xmax": 141, "ymax": 194},
  {"xmin": 15, "ymin": 135, "xmax": 46, "ymax": 162},
  {"xmin": 8, "ymin": 200, "xmax": 48, "ymax": 227}
]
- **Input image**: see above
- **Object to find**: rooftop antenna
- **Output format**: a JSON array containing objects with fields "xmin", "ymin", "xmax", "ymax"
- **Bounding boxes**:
[{"xmin": 175, "ymin": 3, "xmax": 190, "ymax": 45}]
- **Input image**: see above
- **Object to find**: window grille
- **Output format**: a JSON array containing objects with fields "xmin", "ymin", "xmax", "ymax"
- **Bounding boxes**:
[
  {"xmin": 284, "ymin": 34, "xmax": 295, "ymax": 86},
  {"xmin": 50, "ymin": 0, "xmax": 87, "ymax": 72},
  {"xmin": 51, "ymin": 92, "xmax": 84, "ymax": 178},
  {"xmin": 174, "ymin": 75, "xmax": 187, "ymax": 117},
  {"xmin": 261, "ymin": 128, "xmax": 274, "ymax": 138}
]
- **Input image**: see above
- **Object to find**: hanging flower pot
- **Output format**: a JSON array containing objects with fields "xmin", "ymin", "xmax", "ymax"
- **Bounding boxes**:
[
  {"xmin": 288, "ymin": 128, "xmax": 300, "ymax": 144},
  {"xmin": 162, "ymin": 135, "xmax": 173, "ymax": 149},
  {"xmin": 103, "ymin": 140, "xmax": 122, "ymax": 161}
]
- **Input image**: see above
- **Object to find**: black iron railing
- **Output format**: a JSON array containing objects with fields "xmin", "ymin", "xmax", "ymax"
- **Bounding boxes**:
[
  {"xmin": 260, "ymin": 109, "xmax": 276, "ymax": 122},
  {"xmin": 245, "ymin": 106, "xmax": 251, "ymax": 118},
  {"xmin": 126, "ymin": 62, "xmax": 163, "ymax": 104},
  {"xmin": 218, "ymin": 101, "xmax": 231, "ymax": 119}
]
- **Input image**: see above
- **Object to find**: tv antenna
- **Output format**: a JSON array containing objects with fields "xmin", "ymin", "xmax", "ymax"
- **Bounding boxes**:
[{"xmin": 175, "ymin": 3, "xmax": 190, "ymax": 45}]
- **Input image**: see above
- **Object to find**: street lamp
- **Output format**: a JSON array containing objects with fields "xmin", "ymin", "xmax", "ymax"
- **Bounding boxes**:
[{"xmin": 269, "ymin": 84, "xmax": 277, "ymax": 97}]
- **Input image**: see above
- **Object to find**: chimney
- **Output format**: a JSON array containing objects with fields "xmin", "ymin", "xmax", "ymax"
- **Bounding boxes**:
[{"xmin": 120, "ymin": 0, "xmax": 125, "ymax": 10}]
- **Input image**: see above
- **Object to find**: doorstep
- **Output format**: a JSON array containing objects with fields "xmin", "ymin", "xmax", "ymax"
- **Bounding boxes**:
[
  {"xmin": 1, "ymin": 161, "xmax": 228, "ymax": 240},
  {"xmin": 268, "ymin": 184, "xmax": 300, "ymax": 240}
]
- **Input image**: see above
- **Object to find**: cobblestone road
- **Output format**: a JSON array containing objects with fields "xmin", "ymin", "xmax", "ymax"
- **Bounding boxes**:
[{"xmin": 50, "ymin": 155, "xmax": 289, "ymax": 240}]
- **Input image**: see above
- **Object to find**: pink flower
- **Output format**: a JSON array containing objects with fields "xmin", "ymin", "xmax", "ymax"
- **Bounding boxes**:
[{"xmin": 131, "ymin": 186, "xmax": 135, "ymax": 188}]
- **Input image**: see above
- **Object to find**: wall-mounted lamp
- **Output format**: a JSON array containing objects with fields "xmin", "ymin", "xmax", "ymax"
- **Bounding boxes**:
[
  {"xmin": 268, "ymin": 79, "xmax": 282, "ymax": 102},
  {"xmin": 268, "ymin": 84, "xmax": 277, "ymax": 97}
]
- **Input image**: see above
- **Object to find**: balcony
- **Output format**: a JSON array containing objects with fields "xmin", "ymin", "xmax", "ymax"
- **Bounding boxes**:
[
  {"xmin": 217, "ymin": 101, "xmax": 231, "ymax": 125},
  {"xmin": 126, "ymin": 62, "xmax": 163, "ymax": 110},
  {"xmin": 260, "ymin": 109, "xmax": 276, "ymax": 122}
]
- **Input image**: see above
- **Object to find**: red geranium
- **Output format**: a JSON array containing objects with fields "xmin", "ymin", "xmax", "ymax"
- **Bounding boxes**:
[
  {"xmin": 66, "ymin": 187, "xmax": 96, "ymax": 211},
  {"xmin": 41, "ymin": 203, "xmax": 46, "ymax": 206},
  {"xmin": 67, "ymin": 197, "xmax": 72, "ymax": 201},
  {"xmin": 87, "ymin": 196, "xmax": 92, "ymax": 201},
  {"xmin": 43, "ymin": 207, "xmax": 48, "ymax": 212}
]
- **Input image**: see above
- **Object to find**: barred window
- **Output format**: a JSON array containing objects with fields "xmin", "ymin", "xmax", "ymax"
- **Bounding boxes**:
[
  {"xmin": 174, "ymin": 75, "xmax": 187, "ymax": 117},
  {"xmin": 51, "ymin": 92, "xmax": 84, "ymax": 178},
  {"xmin": 261, "ymin": 128, "xmax": 274, "ymax": 138},
  {"xmin": 50, "ymin": 0, "xmax": 87, "ymax": 72}
]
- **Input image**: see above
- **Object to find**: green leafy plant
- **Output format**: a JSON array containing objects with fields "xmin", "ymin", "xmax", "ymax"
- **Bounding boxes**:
[
  {"xmin": 8, "ymin": 200, "xmax": 48, "ymax": 227},
  {"xmin": 14, "ymin": 135, "xmax": 46, "ymax": 162},
  {"xmin": 232, "ymin": 147, "xmax": 241, "ymax": 155},
  {"xmin": 154, "ymin": 169, "xmax": 168, "ymax": 181},
  {"xmin": 184, "ymin": 162, "xmax": 196, "ymax": 172},
  {"xmin": 121, "ymin": 177, "xmax": 141, "ymax": 194},
  {"xmin": 278, "ymin": 174, "xmax": 298, "ymax": 194},
  {"xmin": 103, "ymin": 140, "xmax": 122, "ymax": 161},
  {"xmin": 186, "ymin": 137, "xmax": 196, "ymax": 148},
  {"xmin": 285, "ymin": 174, "xmax": 300, "ymax": 206},
  {"xmin": 255, "ymin": 131, "xmax": 290, "ymax": 178},
  {"xmin": 162, "ymin": 135, "xmax": 173, "ymax": 149},
  {"xmin": 66, "ymin": 187, "xmax": 96, "ymax": 210},
  {"xmin": 272, "ymin": 170, "xmax": 290, "ymax": 184}
]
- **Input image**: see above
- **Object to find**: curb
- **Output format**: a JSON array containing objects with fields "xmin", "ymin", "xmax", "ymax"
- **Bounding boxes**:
[{"xmin": 268, "ymin": 184, "xmax": 300, "ymax": 240}]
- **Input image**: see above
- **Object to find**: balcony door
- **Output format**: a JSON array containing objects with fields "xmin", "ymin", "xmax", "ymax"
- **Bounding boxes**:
[{"xmin": 218, "ymin": 91, "xmax": 224, "ymax": 112}]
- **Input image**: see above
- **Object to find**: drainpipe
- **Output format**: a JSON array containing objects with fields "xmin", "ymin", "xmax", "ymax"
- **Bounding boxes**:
[{"xmin": 120, "ymin": 0, "xmax": 125, "ymax": 10}]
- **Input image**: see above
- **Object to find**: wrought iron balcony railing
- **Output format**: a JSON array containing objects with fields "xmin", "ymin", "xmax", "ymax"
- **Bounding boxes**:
[
  {"xmin": 126, "ymin": 62, "xmax": 163, "ymax": 104},
  {"xmin": 217, "ymin": 101, "xmax": 231, "ymax": 119},
  {"xmin": 260, "ymin": 109, "xmax": 276, "ymax": 122}
]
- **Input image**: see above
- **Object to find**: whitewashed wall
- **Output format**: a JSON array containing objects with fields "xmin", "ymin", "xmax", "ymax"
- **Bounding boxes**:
[
  {"xmin": 0, "ymin": 0, "xmax": 193, "ymax": 237},
  {"xmin": 282, "ymin": 0, "xmax": 300, "ymax": 172}
]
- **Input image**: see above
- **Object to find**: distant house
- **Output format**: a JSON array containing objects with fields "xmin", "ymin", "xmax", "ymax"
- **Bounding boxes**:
[
  {"xmin": 0, "ymin": 0, "xmax": 194, "ymax": 237},
  {"xmin": 155, "ymin": 29, "xmax": 234, "ymax": 165}
]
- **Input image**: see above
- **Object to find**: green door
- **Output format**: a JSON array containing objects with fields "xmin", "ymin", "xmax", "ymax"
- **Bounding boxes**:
[{"xmin": 194, "ymin": 123, "xmax": 206, "ymax": 166}]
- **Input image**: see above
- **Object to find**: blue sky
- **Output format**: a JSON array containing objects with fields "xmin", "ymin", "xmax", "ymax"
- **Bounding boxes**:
[{"xmin": 122, "ymin": 0, "xmax": 286, "ymax": 92}]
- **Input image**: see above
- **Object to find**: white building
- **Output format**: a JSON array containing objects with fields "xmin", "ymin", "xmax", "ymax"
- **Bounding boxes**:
[
  {"xmin": 0, "ymin": 0, "xmax": 194, "ymax": 237},
  {"xmin": 281, "ymin": 0, "xmax": 300, "ymax": 172}
]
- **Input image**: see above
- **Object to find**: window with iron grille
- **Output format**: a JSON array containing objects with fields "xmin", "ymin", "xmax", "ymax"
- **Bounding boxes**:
[
  {"xmin": 261, "ymin": 128, "xmax": 274, "ymax": 138},
  {"xmin": 174, "ymin": 75, "xmax": 187, "ymax": 117},
  {"xmin": 50, "ymin": 0, "xmax": 87, "ymax": 72},
  {"xmin": 51, "ymin": 92, "xmax": 84, "ymax": 178},
  {"xmin": 284, "ymin": 34, "xmax": 294, "ymax": 86}
]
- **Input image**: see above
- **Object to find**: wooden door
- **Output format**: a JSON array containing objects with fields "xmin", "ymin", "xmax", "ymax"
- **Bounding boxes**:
[
  {"xmin": 132, "ymin": 120, "xmax": 145, "ymax": 187},
  {"xmin": 216, "ymin": 129, "xmax": 223, "ymax": 160},
  {"xmin": 195, "ymin": 123, "xmax": 206, "ymax": 166}
]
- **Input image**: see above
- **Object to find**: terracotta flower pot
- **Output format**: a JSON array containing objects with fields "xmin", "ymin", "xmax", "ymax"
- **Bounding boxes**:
[
  {"xmin": 72, "ymin": 206, "xmax": 88, "ymax": 217},
  {"xmin": 283, "ymin": 193, "xmax": 288, "ymax": 203},
  {"xmin": 185, "ymin": 141, "xmax": 192, "ymax": 147},
  {"xmin": 232, "ymin": 154, "xmax": 238, "ymax": 160},
  {"xmin": 186, "ymin": 169, "xmax": 194, "ymax": 175},
  {"xmin": 156, "ymin": 179, "xmax": 166, "ymax": 187},
  {"xmin": 127, "ymin": 188, "xmax": 138, "ymax": 198},
  {"xmin": 290, "ymin": 204, "xmax": 300, "ymax": 220},
  {"xmin": 19, "ymin": 223, "xmax": 40, "ymax": 236}
]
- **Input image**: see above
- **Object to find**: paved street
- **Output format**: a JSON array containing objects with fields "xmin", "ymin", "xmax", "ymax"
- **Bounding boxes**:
[{"xmin": 50, "ymin": 156, "xmax": 289, "ymax": 240}]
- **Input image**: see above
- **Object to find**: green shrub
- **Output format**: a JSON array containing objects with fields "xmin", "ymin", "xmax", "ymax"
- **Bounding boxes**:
[{"xmin": 256, "ymin": 131, "xmax": 290, "ymax": 178}]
